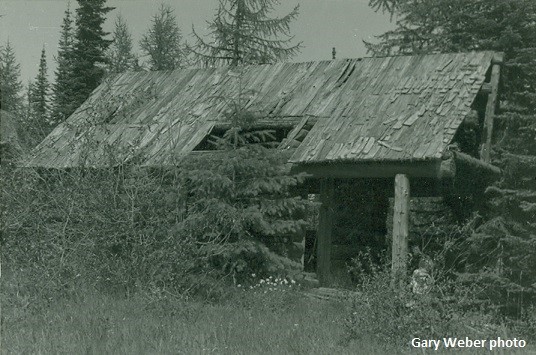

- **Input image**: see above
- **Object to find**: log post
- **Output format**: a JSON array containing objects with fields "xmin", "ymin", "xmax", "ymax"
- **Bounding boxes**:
[
  {"xmin": 480, "ymin": 54, "xmax": 503, "ymax": 162},
  {"xmin": 317, "ymin": 178, "xmax": 334, "ymax": 286},
  {"xmin": 392, "ymin": 174, "xmax": 410, "ymax": 290}
]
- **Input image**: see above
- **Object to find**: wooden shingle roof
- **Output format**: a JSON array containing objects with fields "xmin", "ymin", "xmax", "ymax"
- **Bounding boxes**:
[{"xmin": 24, "ymin": 51, "xmax": 498, "ymax": 168}]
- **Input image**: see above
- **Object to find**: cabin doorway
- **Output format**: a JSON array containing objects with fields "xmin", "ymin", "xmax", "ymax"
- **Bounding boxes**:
[{"xmin": 305, "ymin": 179, "xmax": 390, "ymax": 287}]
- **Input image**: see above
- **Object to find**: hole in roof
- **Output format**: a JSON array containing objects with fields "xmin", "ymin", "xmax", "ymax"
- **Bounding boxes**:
[
  {"xmin": 193, "ymin": 117, "xmax": 318, "ymax": 152},
  {"xmin": 193, "ymin": 126, "xmax": 294, "ymax": 151}
]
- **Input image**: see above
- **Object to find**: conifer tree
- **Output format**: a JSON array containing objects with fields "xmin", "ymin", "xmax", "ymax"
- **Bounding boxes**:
[
  {"xmin": 140, "ymin": 4, "xmax": 186, "ymax": 71},
  {"xmin": 107, "ymin": 14, "xmax": 137, "ymax": 73},
  {"xmin": 176, "ymin": 73, "xmax": 309, "ymax": 280},
  {"xmin": 192, "ymin": 0, "xmax": 302, "ymax": 66},
  {"xmin": 366, "ymin": 0, "xmax": 536, "ymax": 314},
  {"xmin": 51, "ymin": 3, "xmax": 76, "ymax": 124},
  {"xmin": 70, "ymin": 0, "xmax": 114, "ymax": 110},
  {"xmin": 29, "ymin": 47, "xmax": 50, "ymax": 128},
  {"xmin": 0, "ymin": 41, "xmax": 23, "ymax": 113}
]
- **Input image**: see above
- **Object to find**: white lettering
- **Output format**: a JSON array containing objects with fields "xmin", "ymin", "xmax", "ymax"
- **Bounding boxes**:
[
  {"xmin": 443, "ymin": 338, "xmax": 457, "ymax": 348},
  {"xmin": 411, "ymin": 338, "xmax": 440, "ymax": 350},
  {"xmin": 489, "ymin": 338, "xmax": 526, "ymax": 350}
]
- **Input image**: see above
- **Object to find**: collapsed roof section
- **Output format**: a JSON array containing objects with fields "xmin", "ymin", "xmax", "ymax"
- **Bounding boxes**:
[{"xmin": 24, "ymin": 52, "xmax": 499, "ymax": 169}]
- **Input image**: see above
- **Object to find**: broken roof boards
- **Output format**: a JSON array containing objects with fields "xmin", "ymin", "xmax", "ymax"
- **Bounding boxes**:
[{"xmin": 25, "ymin": 51, "xmax": 500, "ymax": 172}]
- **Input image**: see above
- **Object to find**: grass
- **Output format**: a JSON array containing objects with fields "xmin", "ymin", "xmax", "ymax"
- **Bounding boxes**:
[
  {"xmin": 1, "ymin": 287, "xmax": 358, "ymax": 355},
  {"xmin": 2, "ymin": 286, "xmax": 535, "ymax": 355}
]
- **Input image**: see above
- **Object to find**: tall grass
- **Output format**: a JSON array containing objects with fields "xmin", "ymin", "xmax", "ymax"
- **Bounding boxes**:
[
  {"xmin": 1, "ymin": 287, "xmax": 355, "ymax": 355},
  {"xmin": 2, "ymin": 285, "xmax": 534, "ymax": 355}
]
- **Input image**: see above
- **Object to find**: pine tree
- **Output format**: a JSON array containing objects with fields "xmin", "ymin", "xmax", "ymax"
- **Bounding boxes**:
[
  {"xmin": 0, "ymin": 41, "xmax": 23, "ymax": 113},
  {"xmin": 191, "ymin": 0, "xmax": 302, "ymax": 66},
  {"xmin": 51, "ymin": 3, "xmax": 77, "ymax": 124},
  {"xmin": 366, "ymin": 0, "xmax": 536, "ymax": 314},
  {"xmin": 29, "ymin": 47, "xmax": 50, "ymax": 130},
  {"xmin": 139, "ymin": 4, "xmax": 186, "ymax": 71},
  {"xmin": 107, "ymin": 14, "xmax": 137, "ymax": 73},
  {"xmin": 70, "ymin": 0, "xmax": 114, "ymax": 110}
]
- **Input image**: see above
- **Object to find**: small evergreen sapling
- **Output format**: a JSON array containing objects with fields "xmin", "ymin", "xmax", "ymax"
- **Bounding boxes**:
[{"xmin": 176, "ymin": 83, "xmax": 309, "ymax": 282}]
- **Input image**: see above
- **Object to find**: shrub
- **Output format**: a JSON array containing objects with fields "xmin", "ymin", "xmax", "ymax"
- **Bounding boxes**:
[
  {"xmin": 0, "ymin": 166, "xmax": 206, "ymax": 305},
  {"xmin": 344, "ymin": 265, "xmax": 507, "ymax": 349},
  {"xmin": 1, "ymin": 113, "xmax": 310, "ymax": 306}
]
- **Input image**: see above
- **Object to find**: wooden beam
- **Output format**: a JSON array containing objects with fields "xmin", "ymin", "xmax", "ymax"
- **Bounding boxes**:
[
  {"xmin": 480, "ymin": 62, "xmax": 501, "ymax": 162},
  {"xmin": 291, "ymin": 161, "xmax": 441, "ymax": 179},
  {"xmin": 214, "ymin": 116, "xmax": 318, "ymax": 130},
  {"xmin": 392, "ymin": 174, "xmax": 410, "ymax": 291},
  {"xmin": 453, "ymin": 151, "xmax": 501, "ymax": 176},
  {"xmin": 317, "ymin": 178, "xmax": 335, "ymax": 286}
]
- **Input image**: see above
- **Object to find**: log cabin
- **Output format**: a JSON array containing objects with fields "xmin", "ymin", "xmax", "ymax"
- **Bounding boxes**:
[{"xmin": 23, "ymin": 51, "xmax": 504, "ymax": 288}]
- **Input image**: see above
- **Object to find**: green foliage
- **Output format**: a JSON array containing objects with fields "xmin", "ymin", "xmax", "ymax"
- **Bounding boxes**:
[
  {"xmin": 344, "ymin": 262, "xmax": 525, "ymax": 349},
  {"xmin": 1, "ymin": 166, "xmax": 209, "ymax": 302},
  {"xmin": 107, "ymin": 14, "xmax": 138, "ymax": 73},
  {"xmin": 1, "ymin": 287, "xmax": 366, "ymax": 354},
  {"xmin": 51, "ymin": 3, "xmax": 77, "ymax": 124},
  {"xmin": 191, "ymin": 0, "xmax": 302, "ymax": 66},
  {"xmin": 0, "ymin": 40, "xmax": 23, "ymax": 112},
  {"xmin": 365, "ymin": 0, "xmax": 536, "ymax": 58},
  {"xmin": 140, "ymin": 4, "xmax": 187, "ymax": 71},
  {"xmin": 27, "ymin": 47, "xmax": 51, "ymax": 145},
  {"xmin": 177, "ymin": 146, "xmax": 307, "ymax": 280},
  {"xmin": 70, "ymin": 0, "xmax": 114, "ymax": 110},
  {"xmin": 1, "ymin": 101, "xmax": 308, "ymax": 304},
  {"xmin": 367, "ymin": 0, "xmax": 536, "ymax": 316}
]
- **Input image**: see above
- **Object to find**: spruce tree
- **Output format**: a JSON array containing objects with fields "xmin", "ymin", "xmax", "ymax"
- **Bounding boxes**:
[
  {"xmin": 107, "ymin": 14, "xmax": 137, "ymax": 73},
  {"xmin": 0, "ymin": 41, "xmax": 23, "ymax": 113},
  {"xmin": 29, "ymin": 47, "xmax": 50, "ymax": 128},
  {"xmin": 51, "ymin": 3, "xmax": 77, "ymax": 124},
  {"xmin": 178, "ymin": 94, "xmax": 309, "ymax": 280},
  {"xmin": 26, "ymin": 47, "xmax": 51, "ymax": 145},
  {"xmin": 366, "ymin": 0, "xmax": 536, "ymax": 314},
  {"xmin": 140, "ymin": 4, "xmax": 186, "ymax": 71},
  {"xmin": 192, "ymin": 0, "xmax": 302, "ymax": 66},
  {"xmin": 70, "ymin": 0, "xmax": 114, "ymax": 110}
]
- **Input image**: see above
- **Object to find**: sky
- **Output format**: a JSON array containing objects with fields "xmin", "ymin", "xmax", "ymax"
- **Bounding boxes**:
[{"xmin": 0, "ymin": 0, "xmax": 394, "ymax": 84}]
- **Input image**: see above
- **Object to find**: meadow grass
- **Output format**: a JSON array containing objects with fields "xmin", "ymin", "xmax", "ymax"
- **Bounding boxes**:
[{"xmin": 1, "ymin": 287, "xmax": 534, "ymax": 355}]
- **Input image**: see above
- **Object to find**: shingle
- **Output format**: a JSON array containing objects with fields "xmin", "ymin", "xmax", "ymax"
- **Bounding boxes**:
[{"xmin": 25, "ymin": 52, "xmax": 497, "ymax": 168}]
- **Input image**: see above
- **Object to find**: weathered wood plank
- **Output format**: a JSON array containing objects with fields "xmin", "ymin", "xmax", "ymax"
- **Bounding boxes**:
[
  {"xmin": 392, "ymin": 174, "xmax": 410, "ymax": 290},
  {"xmin": 292, "ymin": 161, "xmax": 441, "ymax": 179},
  {"xmin": 480, "ymin": 63, "xmax": 501, "ymax": 162},
  {"xmin": 317, "ymin": 178, "xmax": 335, "ymax": 286},
  {"xmin": 24, "ymin": 52, "xmax": 500, "ymax": 168}
]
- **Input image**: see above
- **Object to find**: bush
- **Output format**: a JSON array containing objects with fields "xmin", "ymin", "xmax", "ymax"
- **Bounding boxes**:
[
  {"xmin": 1, "ymin": 166, "xmax": 205, "ymax": 305},
  {"xmin": 1, "ymin": 128, "xmax": 309, "ymax": 307},
  {"xmin": 344, "ymin": 265, "xmax": 507, "ymax": 349}
]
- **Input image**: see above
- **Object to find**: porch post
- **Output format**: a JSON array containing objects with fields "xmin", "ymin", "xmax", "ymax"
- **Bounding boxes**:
[
  {"xmin": 317, "ymin": 178, "xmax": 334, "ymax": 286},
  {"xmin": 392, "ymin": 174, "xmax": 410, "ymax": 290},
  {"xmin": 480, "ymin": 55, "xmax": 503, "ymax": 163}
]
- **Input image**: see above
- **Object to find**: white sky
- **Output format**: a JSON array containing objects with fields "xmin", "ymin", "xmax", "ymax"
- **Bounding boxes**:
[{"xmin": 0, "ymin": 0, "xmax": 393, "ymax": 84}]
